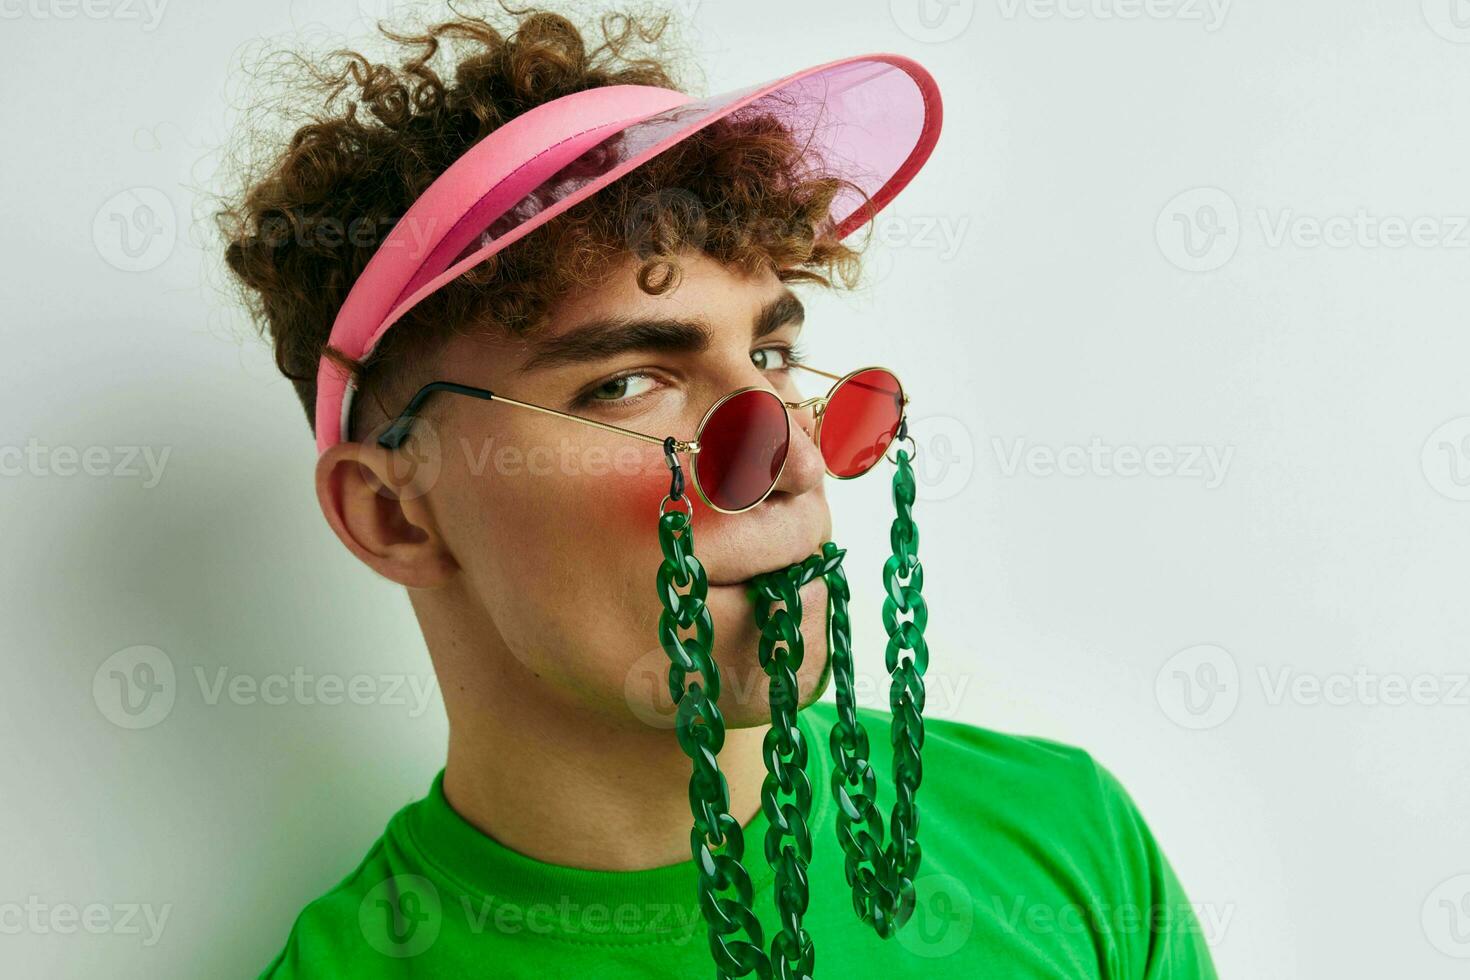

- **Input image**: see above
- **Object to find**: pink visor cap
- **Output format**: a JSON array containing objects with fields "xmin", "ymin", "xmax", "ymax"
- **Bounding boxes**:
[{"xmin": 314, "ymin": 52, "xmax": 944, "ymax": 453}]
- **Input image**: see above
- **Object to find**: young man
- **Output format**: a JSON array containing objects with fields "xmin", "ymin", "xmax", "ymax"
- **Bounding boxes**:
[{"xmin": 221, "ymin": 6, "xmax": 1218, "ymax": 977}]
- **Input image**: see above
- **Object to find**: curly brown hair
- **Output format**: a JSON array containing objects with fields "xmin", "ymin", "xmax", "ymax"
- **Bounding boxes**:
[{"xmin": 217, "ymin": 2, "xmax": 870, "ymax": 440}]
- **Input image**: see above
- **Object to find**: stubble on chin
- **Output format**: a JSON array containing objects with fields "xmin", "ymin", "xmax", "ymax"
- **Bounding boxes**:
[{"xmin": 709, "ymin": 578, "xmax": 834, "ymax": 728}]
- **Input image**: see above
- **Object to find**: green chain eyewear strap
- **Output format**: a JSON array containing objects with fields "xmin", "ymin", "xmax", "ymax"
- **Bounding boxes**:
[
  {"xmin": 657, "ymin": 503, "xmax": 769, "ymax": 977},
  {"xmin": 749, "ymin": 545, "xmax": 846, "ymax": 979},
  {"xmin": 654, "ymin": 438, "xmax": 929, "ymax": 979},
  {"xmin": 828, "ymin": 443, "xmax": 928, "ymax": 938}
]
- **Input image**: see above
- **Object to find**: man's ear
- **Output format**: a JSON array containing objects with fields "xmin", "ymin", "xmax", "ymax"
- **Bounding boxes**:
[{"xmin": 314, "ymin": 439, "xmax": 459, "ymax": 588}]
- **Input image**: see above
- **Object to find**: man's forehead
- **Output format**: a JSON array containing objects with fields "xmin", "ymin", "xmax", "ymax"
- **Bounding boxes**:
[
  {"xmin": 430, "ymin": 255, "xmax": 803, "ymax": 381},
  {"xmin": 543, "ymin": 251, "xmax": 792, "ymax": 335}
]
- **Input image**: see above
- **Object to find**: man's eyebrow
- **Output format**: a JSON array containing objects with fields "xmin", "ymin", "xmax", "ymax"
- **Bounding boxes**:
[
  {"xmin": 519, "ymin": 290, "xmax": 806, "ymax": 372},
  {"xmin": 754, "ymin": 290, "xmax": 805, "ymax": 342}
]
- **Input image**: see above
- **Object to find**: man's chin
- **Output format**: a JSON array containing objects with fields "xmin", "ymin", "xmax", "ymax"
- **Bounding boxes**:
[
  {"xmin": 711, "ymin": 639, "xmax": 832, "ymax": 729},
  {"xmin": 694, "ymin": 569, "xmax": 832, "ymax": 726}
]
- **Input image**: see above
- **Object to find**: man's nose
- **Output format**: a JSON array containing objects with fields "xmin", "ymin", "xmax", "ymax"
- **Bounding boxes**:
[{"xmin": 772, "ymin": 398, "xmax": 826, "ymax": 498}]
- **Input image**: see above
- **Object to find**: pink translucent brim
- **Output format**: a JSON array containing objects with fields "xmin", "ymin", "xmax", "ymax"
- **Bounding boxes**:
[{"xmin": 314, "ymin": 53, "xmax": 943, "ymax": 451}]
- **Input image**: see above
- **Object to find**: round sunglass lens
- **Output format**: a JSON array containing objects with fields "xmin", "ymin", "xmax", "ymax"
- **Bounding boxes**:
[
  {"xmin": 819, "ymin": 368, "xmax": 904, "ymax": 478},
  {"xmin": 692, "ymin": 388, "xmax": 790, "ymax": 512}
]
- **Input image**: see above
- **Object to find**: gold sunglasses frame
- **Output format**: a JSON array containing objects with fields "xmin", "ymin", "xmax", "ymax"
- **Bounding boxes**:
[{"xmin": 375, "ymin": 362, "xmax": 908, "ymax": 515}]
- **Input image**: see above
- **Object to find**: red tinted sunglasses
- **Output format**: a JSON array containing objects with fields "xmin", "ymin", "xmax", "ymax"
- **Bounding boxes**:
[{"xmin": 376, "ymin": 363, "xmax": 908, "ymax": 513}]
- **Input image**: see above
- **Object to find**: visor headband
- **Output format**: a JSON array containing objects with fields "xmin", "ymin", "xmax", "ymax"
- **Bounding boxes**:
[
  {"xmin": 313, "ymin": 83, "xmax": 690, "ymax": 450},
  {"xmin": 313, "ymin": 54, "xmax": 942, "ymax": 452}
]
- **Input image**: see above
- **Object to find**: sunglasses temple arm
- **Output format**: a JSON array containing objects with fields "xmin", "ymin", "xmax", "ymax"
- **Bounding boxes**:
[
  {"xmin": 378, "ymin": 382, "xmax": 494, "ymax": 448},
  {"xmin": 378, "ymin": 381, "xmax": 696, "ymax": 456}
]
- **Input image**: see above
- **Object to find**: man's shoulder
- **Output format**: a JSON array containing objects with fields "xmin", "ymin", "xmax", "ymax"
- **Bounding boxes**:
[
  {"xmin": 808, "ymin": 699, "xmax": 1126, "ymax": 817},
  {"xmin": 256, "ymin": 811, "xmax": 416, "ymax": 979},
  {"xmin": 804, "ymin": 699, "xmax": 1219, "ymax": 978},
  {"xmin": 805, "ymin": 699, "xmax": 1156, "ymax": 886}
]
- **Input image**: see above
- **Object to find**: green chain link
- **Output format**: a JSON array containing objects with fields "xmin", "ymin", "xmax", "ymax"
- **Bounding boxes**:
[
  {"xmin": 657, "ymin": 506, "xmax": 770, "ymax": 978},
  {"xmin": 749, "ymin": 547, "xmax": 847, "ymax": 980},
  {"xmin": 827, "ymin": 444, "xmax": 929, "ymax": 939},
  {"xmin": 655, "ymin": 440, "xmax": 930, "ymax": 978}
]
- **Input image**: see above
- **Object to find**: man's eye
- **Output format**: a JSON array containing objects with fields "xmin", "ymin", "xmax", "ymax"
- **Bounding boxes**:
[
  {"xmin": 586, "ymin": 373, "xmax": 658, "ymax": 403},
  {"xmin": 752, "ymin": 347, "xmax": 794, "ymax": 371}
]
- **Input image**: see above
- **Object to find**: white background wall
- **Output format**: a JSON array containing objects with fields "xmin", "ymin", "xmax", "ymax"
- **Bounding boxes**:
[{"xmin": 3, "ymin": 0, "xmax": 1467, "ymax": 976}]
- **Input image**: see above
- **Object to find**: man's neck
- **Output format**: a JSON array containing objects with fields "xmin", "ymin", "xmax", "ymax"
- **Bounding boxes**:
[{"xmin": 431, "ymin": 617, "xmax": 772, "ymax": 872}]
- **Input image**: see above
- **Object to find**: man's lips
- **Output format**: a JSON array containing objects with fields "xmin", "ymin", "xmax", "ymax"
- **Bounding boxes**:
[{"xmin": 705, "ymin": 545, "xmax": 830, "ymax": 587}]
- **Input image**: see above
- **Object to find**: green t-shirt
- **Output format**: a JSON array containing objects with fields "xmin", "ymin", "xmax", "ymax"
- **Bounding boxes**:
[{"xmin": 258, "ymin": 702, "xmax": 1218, "ymax": 978}]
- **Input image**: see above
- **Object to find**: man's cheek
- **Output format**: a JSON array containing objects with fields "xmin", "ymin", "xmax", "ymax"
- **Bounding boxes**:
[
  {"xmin": 577, "ymin": 449, "xmax": 676, "ymax": 527},
  {"xmin": 499, "ymin": 442, "xmax": 692, "ymax": 562}
]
